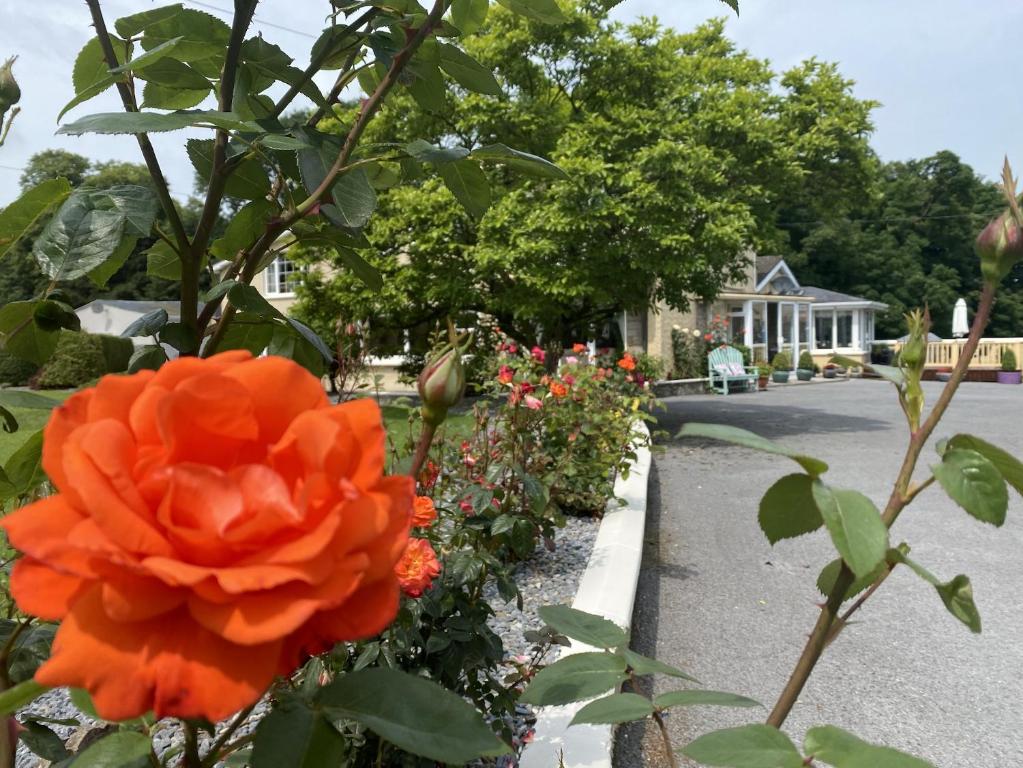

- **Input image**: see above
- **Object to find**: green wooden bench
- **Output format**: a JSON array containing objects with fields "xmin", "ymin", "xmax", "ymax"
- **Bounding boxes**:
[{"xmin": 707, "ymin": 345, "xmax": 758, "ymax": 395}]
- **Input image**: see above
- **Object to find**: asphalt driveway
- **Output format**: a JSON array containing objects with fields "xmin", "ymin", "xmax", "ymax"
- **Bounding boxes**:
[{"xmin": 614, "ymin": 378, "xmax": 1023, "ymax": 767}]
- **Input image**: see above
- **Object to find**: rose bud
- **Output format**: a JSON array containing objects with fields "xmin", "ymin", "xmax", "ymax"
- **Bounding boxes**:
[
  {"xmin": 0, "ymin": 57, "xmax": 19, "ymax": 116},
  {"xmin": 976, "ymin": 209, "xmax": 1023, "ymax": 285},
  {"xmin": 418, "ymin": 345, "xmax": 465, "ymax": 427}
]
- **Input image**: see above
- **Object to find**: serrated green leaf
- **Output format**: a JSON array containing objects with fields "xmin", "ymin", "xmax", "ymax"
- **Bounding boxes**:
[
  {"xmin": 89, "ymin": 235, "xmax": 137, "ymax": 287},
  {"xmin": 437, "ymin": 158, "xmax": 490, "ymax": 219},
  {"xmin": 142, "ymin": 82, "xmax": 210, "ymax": 110},
  {"xmin": 140, "ymin": 7, "xmax": 230, "ymax": 63},
  {"xmin": 227, "ymin": 283, "xmax": 281, "ymax": 319},
  {"xmin": 58, "ymin": 110, "xmax": 258, "ymax": 136},
  {"xmin": 758, "ymin": 473, "xmax": 822, "ymax": 543},
  {"xmin": 72, "ymin": 37, "xmax": 128, "ymax": 97},
  {"xmin": 210, "ymin": 199, "xmax": 275, "ymax": 260},
  {"xmin": 5, "ymin": 430, "xmax": 45, "ymax": 496},
  {"xmin": 297, "ymin": 233, "xmax": 382, "ymax": 291},
  {"xmin": 804, "ymin": 725, "xmax": 935, "ymax": 767},
  {"xmin": 677, "ymin": 423, "xmax": 829, "ymax": 477},
  {"xmin": 471, "ymin": 142, "xmax": 569, "ymax": 179},
  {"xmin": 450, "ymin": 0, "xmax": 489, "ymax": 34},
  {"xmin": 145, "ymin": 241, "xmax": 182, "ymax": 280},
  {"xmin": 619, "ymin": 648, "xmax": 700, "ymax": 683},
  {"xmin": 115, "ymin": 4, "xmax": 183, "ymax": 38},
  {"xmin": 187, "ymin": 139, "xmax": 271, "ymax": 201},
  {"xmin": 0, "ymin": 680, "xmax": 49, "ymax": 716},
  {"xmin": 437, "ymin": 42, "xmax": 501, "ymax": 96},
  {"xmin": 317, "ymin": 668, "xmax": 510, "ymax": 764},
  {"xmin": 128, "ymin": 345, "xmax": 169, "ymax": 373},
  {"xmin": 20, "ymin": 720, "xmax": 70, "ymax": 762},
  {"xmin": 70, "ymin": 730, "xmax": 152, "ymax": 767},
  {"xmin": 496, "ymin": 0, "xmax": 568, "ymax": 24},
  {"xmin": 251, "ymin": 699, "xmax": 344, "ymax": 768},
  {"xmin": 109, "ymin": 36, "xmax": 184, "ymax": 74},
  {"xmin": 330, "ymin": 169, "xmax": 377, "ymax": 228},
  {"xmin": 654, "ymin": 690, "xmax": 761, "ymax": 710},
  {"xmin": 811, "ymin": 482, "xmax": 888, "ymax": 579},
  {"xmin": 520, "ymin": 652, "xmax": 627, "ymax": 706},
  {"xmin": 33, "ymin": 299, "xmax": 82, "ymax": 333},
  {"xmin": 32, "ymin": 190, "xmax": 128, "ymax": 281},
  {"xmin": 407, "ymin": 61, "xmax": 447, "ymax": 111},
  {"xmin": 682, "ymin": 724, "xmax": 804, "ymax": 768},
  {"xmin": 217, "ymin": 313, "xmax": 274, "ymax": 355},
  {"xmin": 887, "ymin": 550, "xmax": 981, "ymax": 633},
  {"xmin": 815, "ymin": 556, "xmax": 887, "ymax": 601},
  {"xmin": 932, "ymin": 448, "xmax": 1008, "ymax": 526},
  {"xmin": 0, "ymin": 179, "xmax": 73, "ymax": 259},
  {"xmin": 135, "ymin": 56, "xmax": 212, "ymax": 90},
  {"xmin": 405, "ymin": 139, "xmax": 470, "ymax": 164},
  {"xmin": 946, "ymin": 434, "xmax": 1023, "ymax": 497},
  {"xmin": 122, "ymin": 308, "xmax": 169, "ymax": 338},
  {"xmin": 537, "ymin": 605, "xmax": 628, "ymax": 649},
  {"xmin": 570, "ymin": 693, "xmax": 654, "ymax": 725},
  {"xmin": 0, "ymin": 302, "xmax": 60, "ymax": 366}
]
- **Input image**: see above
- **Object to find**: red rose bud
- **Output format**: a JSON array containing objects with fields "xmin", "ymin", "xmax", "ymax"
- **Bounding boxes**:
[
  {"xmin": 418, "ymin": 345, "xmax": 465, "ymax": 426},
  {"xmin": 976, "ymin": 210, "xmax": 1023, "ymax": 284},
  {"xmin": 0, "ymin": 56, "xmax": 19, "ymax": 116}
]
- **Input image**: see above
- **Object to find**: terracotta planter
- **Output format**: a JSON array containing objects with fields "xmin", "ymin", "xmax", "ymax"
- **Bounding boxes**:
[
  {"xmin": 935, "ymin": 372, "xmax": 952, "ymax": 382},
  {"xmin": 997, "ymin": 371, "xmax": 1022, "ymax": 384},
  {"xmin": 796, "ymin": 369, "xmax": 813, "ymax": 382},
  {"xmin": 757, "ymin": 376, "xmax": 769, "ymax": 391},
  {"xmin": 772, "ymin": 371, "xmax": 790, "ymax": 384}
]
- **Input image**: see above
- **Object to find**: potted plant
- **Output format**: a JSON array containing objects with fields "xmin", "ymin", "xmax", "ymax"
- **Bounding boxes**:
[
  {"xmin": 935, "ymin": 366, "xmax": 953, "ymax": 383},
  {"xmin": 770, "ymin": 351, "xmax": 791, "ymax": 384},
  {"xmin": 823, "ymin": 362, "xmax": 838, "ymax": 379},
  {"xmin": 757, "ymin": 364, "xmax": 771, "ymax": 390},
  {"xmin": 796, "ymin": 351, "xmax": 814, "ymax": 381},
  {"xmin": 997, "ymin": 349, "xmax": 1021, "ymax": 384}
]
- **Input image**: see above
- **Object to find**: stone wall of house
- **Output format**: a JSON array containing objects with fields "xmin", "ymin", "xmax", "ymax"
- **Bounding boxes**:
[{"xmin": 645, "ymin": 299, "xmax": 728, "ymax": 372}]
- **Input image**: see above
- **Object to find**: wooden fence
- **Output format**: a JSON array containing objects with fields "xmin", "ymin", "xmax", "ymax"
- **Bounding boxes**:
[{"xmin": 878, "ymin": 338, "xmax": 1023, "ymax": 369}]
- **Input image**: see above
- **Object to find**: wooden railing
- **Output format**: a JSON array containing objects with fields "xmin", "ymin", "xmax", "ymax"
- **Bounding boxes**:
[{"xmin": 879, "ymin": 338, "xmax": 1023, "ymax": 369}]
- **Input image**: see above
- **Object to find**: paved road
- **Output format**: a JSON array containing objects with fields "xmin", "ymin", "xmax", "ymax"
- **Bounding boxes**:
[{"xmin": 614, "ymin": 379, "xmax": 1023, "ymax": 767}]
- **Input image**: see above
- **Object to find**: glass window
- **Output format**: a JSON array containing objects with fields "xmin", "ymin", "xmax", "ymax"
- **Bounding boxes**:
[
  {"xmin": 752, "ymin": 302, "xmax": 767, "ymax": 345},
  {"xmin": 836, "ymin": 311, "xmax": 853, "ymax": 348},
  {"xmin": 265, "ymin": 256, "xmax": 301, "ymax": 295},
  {"xmin": 815, "ymin": 312, "xmax": 833, "ymax": 350},
  {"xmin": 798, "ymin": 305, "xmax": 809, "ymax": 347}
]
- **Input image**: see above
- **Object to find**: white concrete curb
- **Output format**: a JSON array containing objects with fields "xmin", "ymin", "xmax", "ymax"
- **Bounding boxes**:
[{"xmin": 519, "ymin": 422, "xmax": 652, "ymax": 768}]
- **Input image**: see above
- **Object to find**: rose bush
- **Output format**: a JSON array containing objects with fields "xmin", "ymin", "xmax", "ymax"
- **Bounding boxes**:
[{"xmin": 2, "ymin": 351, "xmax": 413, "ymax": 722}]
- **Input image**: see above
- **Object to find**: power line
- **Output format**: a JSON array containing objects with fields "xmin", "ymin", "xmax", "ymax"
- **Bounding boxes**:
[{"xmin": 183, "ymin": 0, "xmax": 319, "ymax": 39}]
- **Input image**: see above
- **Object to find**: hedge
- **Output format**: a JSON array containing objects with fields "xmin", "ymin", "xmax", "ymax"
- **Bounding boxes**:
[
  {"xmin": 0, "ymin": 350, "xmax": 40, "ymax": 387},
  {"xmin": 34, "ymin": 332, "xmax": 134, "ymax": 389}
]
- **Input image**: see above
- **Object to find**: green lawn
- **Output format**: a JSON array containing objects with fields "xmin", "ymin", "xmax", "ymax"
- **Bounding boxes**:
[{"xmin": 0, "ymin": 390, "xmax": 72, "ymax": 465}]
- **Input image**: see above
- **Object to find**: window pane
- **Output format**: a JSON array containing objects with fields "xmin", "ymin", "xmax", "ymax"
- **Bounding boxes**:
[
  {"xmin": 268, "ymin": 256, "xmax": 300, "ymax": 294},
  {"xmin": 837, "ymin": 311, "xmax": 853, "ymax": 347},
  {"xmin": 815, "ymin": 313, "xmax": 833, "ymax": 350},
  {"xmin": 798, "ymin": 305, "xmax": 809, "ymax": 345},
  {"xmin": 752, "ymin": 302, "xmax": 767, "ymax": 345}
]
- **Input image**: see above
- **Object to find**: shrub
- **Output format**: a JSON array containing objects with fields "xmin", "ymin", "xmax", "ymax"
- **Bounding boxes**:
[
  {"xmin": 1002, "ymin": 349, "xmax": 1018, "ymax": 372},
  {"xmin": 871, "ymin": 343, "xmax": 894, "ymax": 365},
  {"xmin": 670, "ymin": 326, "xmax": 706, "ymax": 379},
  {"xmin": 771, "ymin": 350, "xmax": 791, "ymax": 370},
  {"xmin": 34, "ymin": 332, "xmax": 132, "ymax": 389},
  {"xmin": 798, "ymin": 350, "xmax": 815, "ymax": 370},
  {"xmin": 0, "ymin": 350, "xmax": 39, "ymax": 387}
]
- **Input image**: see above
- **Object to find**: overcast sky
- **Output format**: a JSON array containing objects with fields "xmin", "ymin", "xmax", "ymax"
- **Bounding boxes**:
[{"xmin": 0, "ymin": 0, "xmax": 1020, "ymax": 205}]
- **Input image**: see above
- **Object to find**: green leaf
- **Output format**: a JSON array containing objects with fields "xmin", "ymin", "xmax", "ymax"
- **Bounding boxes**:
[
  {"xmin": 95, "ymin": 185, "xmax": 160, "ymax": 238},
  {"xmin": 815, "ymin": 557, "xmax": 887, "ymax": 601},
  {"xmin": 946, "ymin": 434, "xmax": 1023, "ymax": 497},
  {"xmin": 142, "ymin": 82, "xmax": 210, "ymax": 110},
  {"xmin": 677, "ymin": 423, "xmax": 829, "ymax": 477},
  {"xmin": 570, "ymin": 693, "xmax": 654, "ymax": 725},
  {"xmin": 134, "ymin": 56, "xmax": 211, "ymax": 91},
  {"xmin": 69, "ymin": 688, "xmax": 100, "ymax": 719},
  {"xmin": 681, "ymin": 724, "xmax": 805, "ymax": 768},
  {"xmin": 719, "ymin": 0, "xmax": 740, "ymax": 15},
  {"xmin": 0, "ymin": 302, "xmax": 60, "ymax": 366},
  {"xmin": 804, "ymin": 725, "xmax": 935, "ymax": 767},
  {"xmin": 186, "ymin": 139, "xmax": 270, "ymax": 201},
  {"xmin": 32, "ymin": 190, "xmax": 127, "ymax": 282},
  {"xmin": 66, "ymin": 37, "xmax": 129, "ymax": 119},
  {"xmin": 653, "ymin": 690, "xmax": 761, "ymax": 710},
  {"xmin": 451, "ymin": 0, "xmax": 489, "ymax": 34},
  {"xmin": 0, "ymin": 390, "xmax": 59, "ymax": 410},
  {"xmin": 932, "ymin": 448, "xmax": 1008, "ymax": 526},
  {"xmin": 128, "ymin": 345, "xmax": 169, "ymax": 373},
  {"xmin": 830, "ymin": 354, "xmax": 904, "ymax": 387},
  {"xmin": 296, "ymin": 130, "xmax": 378, "ymax": 228},
  {"xmin": 887, "ymin": 550, "xmax": 981, "ymax": 633},
  {"xmin": 121, "ymin": 308, "xmax": 169, "ymax": 338},
  {"xmin": 227, "ymin": 283, "xmax": 281, "ymax": 320},
  {"xmin": 283, "ymin": 318, "xmax": 333, "ymax": 373},
  {"xmin": 618, "ymin": 648, "xmax": 700, "ymax": 683},
  {"xmin": 59, "ymin": 75, "xmax": 121, "ymax": 122},
  {"xmin": 318, "ymin": 668, "xmax": 510, "ymax": 764},
  {"xmin": 158, "ymin": 323, "xmax": 196, "ymax": 355},
  {"xmin": 109, "ymin": 36, "xmax": 184, "ymax": 74},
  {"xmin": 437, "ymin": 158, "xmax": 491, "ymax": 219},
  {"xmin": 537, "ymin": 605, "xmax": 628, "ymax": 649},
  {"xmin": 210, "ymin": 199, "xmax": 275, "ymax": 261},
  {"xmin": 89, "ymin": 235, "xmax": 137, "ymax": 288},
  {"xmin": 33, "ymin": 300, "xmax": 82, "ymax": 333},
  {"xmin": 520, "ymin": 652, "xmax": 627, "ymax": 706},
  {"xmin": 496, "ymin": 0, "xmax": 568, "ymax": 24},
  {"xmin": 218, "ymin": 313, "xmax": 275, "ymax": 355},
  {"xmin": 0, "ymin": 679, "xmax": 48, "ymax": 716},
  {"xmin": 114, "ymin": 4, "xmax": 183, "ymax": 38},
  {"xmin": 407, "ymin": 61, "xmax": 448, "ymax": 111},
  {"xmin": 471, "ymin": 143, "xmax": 569, "ymax": 179},
  {"xmin": 145, "ymin": 241, "xmax": 182, "ymax": 280},
  {"xmin": 758, "ymin": 473, "xmax": 822, "ymax": 543},
  {"xmin": 3, "ymin": 429, "xmax": 44, "ymax": 496},
  {"xmin": 299, "ymin": 234, "xmax": 382, "ymax": 291},
  {"xmin": 811, "ymin": 482, "xmax": 888, "ymax": 579},
  {"xmin": 405, "ymin": 139, "xmax": 470, "ymax": 164},
  {"xmin": 330, "ymin": 169, "xmax": 377, "ymax": 229},
  {"xmin": 140, "ymin": 7, "xmax": 230, "ymax": 63},
  {"xmin": 70, "ymin": 730, "xmax": 152, "ymax": 767},
  {"xmin": 20, "ymin": 720, "xmax": 70, "ymax": 762},
  {"xmin": 0, "ymin": 179, "xmax": 73, "ymax": 259},
  {"xmin": 251, "ymin": 699, "xmax": 345, "ymax": 768},
  {"xmin": 58, "ymin": 110, "xmax": 257, "ymax": 136},
  {"xmin": 437, "ymin": 43, "xmax": 501, "ymax": 95}
]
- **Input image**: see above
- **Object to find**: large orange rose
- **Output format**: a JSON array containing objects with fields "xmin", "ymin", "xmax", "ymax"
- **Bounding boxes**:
[{"xmin": 1, "ymin": 352, "xmax": 412, "ymax": 722}]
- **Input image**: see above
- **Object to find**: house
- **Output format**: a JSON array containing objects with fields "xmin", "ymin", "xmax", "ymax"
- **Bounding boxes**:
[{"xmin": 629, "ymin": 255, "xmax": 888, "ymax": 368}]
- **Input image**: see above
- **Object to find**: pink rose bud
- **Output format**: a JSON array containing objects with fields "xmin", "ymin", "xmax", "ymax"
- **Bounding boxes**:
[{"xmin": 976, "ymin": 209, "xmax": 1023, "ymax": 284}]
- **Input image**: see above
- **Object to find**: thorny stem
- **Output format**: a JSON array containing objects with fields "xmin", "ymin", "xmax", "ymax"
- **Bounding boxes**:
[
  {"xmin": 84, "ymin": 0, "xmax": 191, "ymax": 256},
  {"xmin": 766, "ymin": 282, "xmax": 997, "ymax": 728},
  {"xmin": 182, "ymin": 722, "xmax": 202, "ymax": 768},
  {"xmin": 199, "ymin": 1, "xmax": 449, "ymax": 350},
  {"xmin": 410, "ymin": 422, "xmax": 438, "ymax": 482}
]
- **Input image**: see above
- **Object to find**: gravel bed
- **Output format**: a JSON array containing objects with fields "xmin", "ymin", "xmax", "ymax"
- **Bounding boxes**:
[{"xmin": 15, "ymin": 516, "xmax": 600, "ymax": 767}]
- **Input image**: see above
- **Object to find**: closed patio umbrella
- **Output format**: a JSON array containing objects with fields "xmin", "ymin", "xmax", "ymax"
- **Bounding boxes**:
[{"xmin": 952, "ymin": 298, "xmax": 969, "ymax": 338}]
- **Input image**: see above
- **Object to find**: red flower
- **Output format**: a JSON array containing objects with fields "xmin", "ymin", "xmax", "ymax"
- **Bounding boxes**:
[
  {"xmin": 411, "ymin": 496, "xmax": 437, "ymax": 529},
  {"xmin": 572, "ymin": 343, "xmax": 587, "ymax": 354},
  {"xmin": 704, "ymin": 333, "xmax": 712, "ymax": 342},
  {"xmin": 497, "ymin": 365, "xmax": 514, "ymax": 384},
  {"xmin": 394, "ymin": 538, "xmax": 441, "ymax": 598},
  {"xmin": 617, "ymin": 354, "xmax": 636, "ymax": 371},
  {"xmin": 530, "ymin": 346, "xmax": 546, "ymax": 363},
  {"xmin": 562, "ymin": 374, "xmax": 576, "ymax": 386},
  {"xmin": 549, "ymin": 381, "xmax": 568, "ymax": 398}
]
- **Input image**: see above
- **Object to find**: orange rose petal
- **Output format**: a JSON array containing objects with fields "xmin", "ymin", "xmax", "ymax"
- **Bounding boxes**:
[
  {"xmin": 9, "ymin": 559, "xmax": 86, "ymax": 621},
  {"xmin": 142, "ymin": 556, "xmax": 335, "ymax": 599},
  {"xmin": 327, "ymin": 400, "xmax": 386, "ymax": 490},
  {"xmin": 1, "ymin": 496, "xmax": 85, "ymax": 560},
  {"xmin": 245, "ymin": 505, "xmax": 342, "ymax": 567},
  {"xmin": 187, "ymin": 555, "xmax": 368, "ymax": 645},
  {"xmin": 36, "ymin": 586, "xmax": 279, "ymax": 722},
  {"xmin": 101, "ymin": 572, "xmax": 185, "ymax": 623},
  {"xmin": 222, "ymin": 464, "xmax": 303, "ymax": 545},
  {"xmin": 307, "ymin": 576, "xmax": 400, "ymax": 643},
  {"xmin": 353, "ymin": 477, "xmax": 414, "ymax": 582},
  {"xmin": 157, "ymin": 375, "xmax": 259, "ymax": 468},
  {"xmin": 225, "ymin": 356, "xmax": 329, "ymax": 443},
  {"xmin": 148, "ymin": 351, "xmax": 252, "ymax": 392},
  {"xmin": 128, "ymin": 384, "xmax": 170, "ymax": 448},
  {"xmin": 267, "ymin": 410, "xmax": 341, "ymax": 486},
  {"xmin": 41, "ymin": 390, "xmax": 91, "ymax": 504},
  {"xmin": 86, "ymin": 371, "xmax": 154, "ymax": 426}
]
